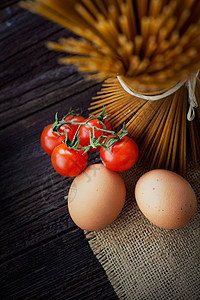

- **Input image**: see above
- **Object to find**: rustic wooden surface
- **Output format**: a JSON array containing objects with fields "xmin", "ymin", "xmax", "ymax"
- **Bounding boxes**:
[{"xmin": 0, "ymin": 2, "xmax": 118, "ymax": 299}]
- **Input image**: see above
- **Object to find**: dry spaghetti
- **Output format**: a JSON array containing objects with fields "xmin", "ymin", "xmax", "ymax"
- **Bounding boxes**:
[{"xmin": 20, "ymin": 0, "xmax": 200, "ymax": 173}]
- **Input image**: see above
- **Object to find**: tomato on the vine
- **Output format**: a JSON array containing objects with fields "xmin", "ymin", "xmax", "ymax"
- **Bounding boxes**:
[
  {"xmin": 79, "ymin": 117, "xmax": 113, "ymax": 152},
  {"xmin": 100, "ymin": 135, "xmax": 139, "ymax": 172},
  {"xmin": 64, "ymin": 115, "xmax": 85, "ymax": 132},
  {"xmin": 51, "ymin": 143, "xmax": 88, "ymax": 177},
  {"xmin": 40, "ymin": 123, "xmax": 76, "ymax": 155}
]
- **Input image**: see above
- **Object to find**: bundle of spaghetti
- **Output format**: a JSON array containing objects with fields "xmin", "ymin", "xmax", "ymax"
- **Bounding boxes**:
[
  {"xmin": 20, "ymin": 0, "xmax": 200, "ymax": 173},
  {"xmin": 20, "ymin": 0, "xmax": 200, "ymax": 88},
  {"xmin": 91, "ymin": 76, "xmax": 200, "ymax": 174}
]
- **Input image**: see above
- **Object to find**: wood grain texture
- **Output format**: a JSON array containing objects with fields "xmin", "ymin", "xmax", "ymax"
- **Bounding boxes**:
[{"xmin": 0, "ymin": 3, "xmax": 118, "ymax": 299}]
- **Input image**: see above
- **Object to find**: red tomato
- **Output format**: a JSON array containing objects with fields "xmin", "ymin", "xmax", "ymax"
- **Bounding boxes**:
[
  {"xmin": 100, "ymin": 135, "xmax": 139, "ymax": 172},
  {"xmin": 51, "ymin": 143, "xmax": 88, "ymax": 177},
  {"xmin": 79, "ymin": 118, "xmax": 113, "ymax": 152},
  {"xmin": 104, "ymin": 119, "xmax": 113, "ymax": 132},
  {"xmin": 64, "ymin": 115, "xmax": 85, "ymax": 132},
  {"xmin": 41, "ymin": 123, "xmax": 75, "ymax": 155}
]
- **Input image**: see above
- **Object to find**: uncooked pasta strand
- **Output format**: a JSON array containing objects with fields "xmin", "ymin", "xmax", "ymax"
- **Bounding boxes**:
[
  {"xmin": 149, "ymin": 97, "xmax": 175, "ymax": 168},
  {"xmin": 149, "ymin": 0, "xmax": 163, "ymax": 17},
  {"xmin": 126, "ymin": 0, "xmax": 138, "ymax": 37},
  {"xmin": 179, "ymin": 91, "xmax": 187, "ymax": 174},
  {"xmin": 94, "ymin": 0, "xmax": 108, "ymax": 17},
  {"xmin": 144, "ymin": 36, "xmax": 157, "ymax": 58},
  {"xmin": 139, "ymin": 98, "xmax": 173, "ymax": 167},
  {"xmin": 170, "ymin": 89, "xmax": 186, "ymax": 170},
  {"xmin": 158, "ymin": 90, "xmax": 180, "ymax": 168},
  {"xmin": 20, "ymin": 1, "xmax": 79, "ymax": 32},
  {"xmin": 82, "ymin": 0, "xmax": 101, "ymax": 18},
  {"xmin": 136, "ymin": 0, "xmax": 148, "ymax": 20}
]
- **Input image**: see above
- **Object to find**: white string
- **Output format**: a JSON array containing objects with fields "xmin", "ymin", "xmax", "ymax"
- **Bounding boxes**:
[
  {"xmin": 185, "ymin": 72, "xmax": 199, "ymax": 121},
  {"xmin": 117, "ymin": 71, "xmax": 199, "ymax": 121}
]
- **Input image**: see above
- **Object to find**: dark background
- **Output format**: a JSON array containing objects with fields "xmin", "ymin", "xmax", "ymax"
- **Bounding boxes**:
[{"xmin": 0, "ymin": 1, "xmax": 118, "ymax": 299}]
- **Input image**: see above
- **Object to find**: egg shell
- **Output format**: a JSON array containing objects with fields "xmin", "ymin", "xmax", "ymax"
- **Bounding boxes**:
[
  {"xmin": 68, "ymin": 164, "xmax": 126, "ymax": 231},
  {"xmin": 135, "ymin": 169, "xmax": 197, "ymax": 229}
]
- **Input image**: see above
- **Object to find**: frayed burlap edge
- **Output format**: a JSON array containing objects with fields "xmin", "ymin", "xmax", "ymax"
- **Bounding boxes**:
[
  {"xmin": 84, "ymin": 161, "xmax": 200, "ymax": 300},
  {"xmin": 85, "ymin": 230, "xmax": 126, "ymax": 299}
]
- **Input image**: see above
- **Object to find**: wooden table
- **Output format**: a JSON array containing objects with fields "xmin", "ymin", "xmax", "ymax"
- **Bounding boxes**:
[{"xmin": 0, "ymin": 2, "xmax": 118, "ymax": 299}]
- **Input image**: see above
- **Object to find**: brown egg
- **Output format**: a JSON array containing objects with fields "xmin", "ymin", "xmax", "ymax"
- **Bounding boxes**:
[
  {"xmin": 68, "ymin": 164, "xmax": 126, "ymax": 231},
  {"xmin": 135, "ymin": 169, "xmax": 197, "ymax": 229}
]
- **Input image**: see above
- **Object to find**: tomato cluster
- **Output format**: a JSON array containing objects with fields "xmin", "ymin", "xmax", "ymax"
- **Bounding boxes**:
[{"xmin": 41, "ymin": 109, "xmax": 139, "ymax": 177}]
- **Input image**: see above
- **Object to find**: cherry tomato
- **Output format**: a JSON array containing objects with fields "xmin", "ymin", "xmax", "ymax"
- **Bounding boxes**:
[
  {"xmin": 104, "ymin": 119, "xmax": 113, "ymax": 132},
  {"xmin": 79, "ymin": 118, "xmax": 113, "ymax": 152},
  {"xmin": 100, "ymin": 135, "xmax": 139, "ymax": 172},
  {"xmin": 51, "ymin": 143, "xmax": 88, "ymax": 177},
  {"xmin": 64, "ymin": 115, "xmax": 85, "ymax": 132},
  {"xmin": 41, "ymin": 123, "xmax": 76, "ymax": 156}
]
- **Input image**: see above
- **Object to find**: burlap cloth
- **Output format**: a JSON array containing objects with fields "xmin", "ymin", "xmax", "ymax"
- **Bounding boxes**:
[{"xmin": 85, "ymin": 161, "xmax": 200, "ymax": 299}]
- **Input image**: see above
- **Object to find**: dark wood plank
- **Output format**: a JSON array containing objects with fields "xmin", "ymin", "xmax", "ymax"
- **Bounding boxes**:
[
  {"xmin": 1, "ymin": 230, "xmax": 117, "ymax": 300},
  {"xmin": 0, "ymin": 103, "xmax": 101, "ymax": 262},
  {"xmin": 0, "ymin": 0, "xmax": 19, "ymax": 10},
  {"xmin": 0, "ymin": 3, "xmax": 118, "ymax": 300},
  {"xmin": 0, "ymin": 80, "xmax": 101, "ymax": 258},
  {"xmin": 0, "ymin": 7, "xmax": 92, "ymax": 128}
]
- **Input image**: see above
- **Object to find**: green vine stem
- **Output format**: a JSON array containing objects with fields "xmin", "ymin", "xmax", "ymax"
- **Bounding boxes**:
[{"xmin": 51, "ymin": 108, "xmax": 128, "ymax": 153}]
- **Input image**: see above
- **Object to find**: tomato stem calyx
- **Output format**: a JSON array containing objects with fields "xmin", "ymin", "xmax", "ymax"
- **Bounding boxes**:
[
  {"xmin": 89, "ymin": 106, "xmax": 110, "ymax": 128},
  {"xmin": 61, "ymin": 107, "xmax": 83, "ymax": 121},
  {"xmin": 101, "ymin": 123, "xmax": 128, "ymax": 153},
  {"xmin": 51, "ymin": 113, "xmax": 72, "ymax": 136},
  {"xmin": 63, "ymin": 129, "xmax": 81, "ymax": 151}
]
